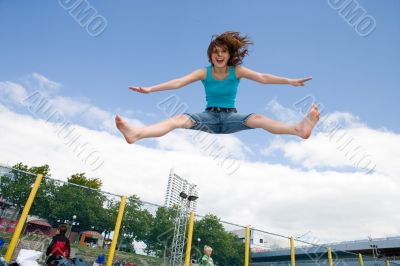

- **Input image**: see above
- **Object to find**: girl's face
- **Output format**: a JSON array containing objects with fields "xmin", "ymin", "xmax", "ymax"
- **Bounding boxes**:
[{"xmin": 211, "ymin": 45, "xmax": 230, "ymax": 67}]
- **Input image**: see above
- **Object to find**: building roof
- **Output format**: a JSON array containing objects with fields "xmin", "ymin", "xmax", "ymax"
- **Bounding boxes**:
[
  {"xmin": 81, "ymin": 230, "xmax": 103, "ymax": 237},
  {"xmin": 27, "ymin": 219, "xmax": 51, "ymax": 227}
]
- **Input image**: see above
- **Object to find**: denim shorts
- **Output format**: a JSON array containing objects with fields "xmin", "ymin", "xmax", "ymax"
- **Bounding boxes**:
[{"xmin": 183, "ymin": 109, "xmax": 255, "ymax": 134}]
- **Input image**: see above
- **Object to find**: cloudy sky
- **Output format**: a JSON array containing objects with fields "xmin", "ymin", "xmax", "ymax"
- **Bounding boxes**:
[{"xmin": 0, "ymin": 1, "xmax": 399, "ymax": 244}]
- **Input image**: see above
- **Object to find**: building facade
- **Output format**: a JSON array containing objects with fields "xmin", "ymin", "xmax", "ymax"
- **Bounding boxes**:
[{"xmin": 164, "ymin": 168, "xmax": 198, "ymax": 211}]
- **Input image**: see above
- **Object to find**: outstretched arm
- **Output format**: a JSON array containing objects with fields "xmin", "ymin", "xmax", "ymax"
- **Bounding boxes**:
[
  {"xmin": 236, "ymin": 66, "xmax": 312, "ymax": 86},
  {"xmin": 129, "ymin": 68, "xmax": 205, "ymax": 94}
]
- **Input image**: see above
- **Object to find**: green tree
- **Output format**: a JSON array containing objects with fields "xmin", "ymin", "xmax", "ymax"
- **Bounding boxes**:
[
  {"xmin": 31, "ymin": 177, "xmax": 58, "ymax": 220},
  {"xmin": 0, "ymin": 162, "xmax": 156, "ymax": 251},
  {"xmin": 96, "ymin": 197, "xmax": 119, "ymax": 240},
  {"xmin": 0, "ymin": 163, "xmax": 51, "ymax": 218},
  {"xmin": 144, "ymin": 206, "xmax": 177, "ymax": 257},
  {"xmin": 192, "ymin": 214, "xmax": 244, "ymax": 266},
  {"xmin": 118, "ymin": 195, "xmax": 154, "ymax": 253},
  {"xmin": 47, "ymin": 173, "xmax": 108, "ymax": 232},
  {"xmin": 68, "ymin": 173, "xmax": 102, "ymax": 189}
]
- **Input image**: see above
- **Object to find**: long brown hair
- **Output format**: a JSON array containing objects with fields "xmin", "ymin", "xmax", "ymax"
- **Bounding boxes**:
[{"xmin": 207, "ymin": 31, "xmax": 253, "ymax": 66}]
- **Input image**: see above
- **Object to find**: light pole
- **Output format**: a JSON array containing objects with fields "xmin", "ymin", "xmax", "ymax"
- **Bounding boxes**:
[
  {"xmin": 170, "ymin": 187, "xmax": 199, "ymax": 266},
  {"xmin": 69, "ymin": 215, "xmax": 80, "ymax": 238},
  {"xmin": 197, "ymin": 237, "xmax": 201, "ymax": 261}
]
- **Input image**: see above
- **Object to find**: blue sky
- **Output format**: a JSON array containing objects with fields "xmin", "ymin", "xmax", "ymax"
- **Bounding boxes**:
[
  {"xmin": 1, "ymin": 1, "xmax": 400, "ymax": 240},
  {"xmin": 1, "ymin": 1, "xmax": 399, "ymax": 137}
]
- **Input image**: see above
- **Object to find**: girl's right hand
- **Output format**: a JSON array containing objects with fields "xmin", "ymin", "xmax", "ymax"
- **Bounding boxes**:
[{"xmin": 128, "ymin": 86, "xmax": 152, "ymax": 94}]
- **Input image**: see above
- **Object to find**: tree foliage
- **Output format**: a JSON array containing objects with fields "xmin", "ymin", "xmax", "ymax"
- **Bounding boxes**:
[
  {"xmin": 192, "ymin": 214, "xmax": 245, "ymax": 266},
  {"xmin": 144, "ymin": 206, "xmax": 177, "ymax": 257},
  {"xmin": 0, "ymin": 163, "xmax": 115, "ymax": 235},
  {"xmin": 68, "ymin": 173, "xmax": 102, "ymax": 189},
  {"xmin": 0, "ymin": 163, "xmax": 245, "ymax": 264},
  {"xmin": 0, "ymin": 163, "xmax": 50, "ymax": 209}
]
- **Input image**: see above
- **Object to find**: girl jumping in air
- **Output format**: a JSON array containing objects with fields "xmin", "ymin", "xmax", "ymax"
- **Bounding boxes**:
[{"xmin": 115, "ymin": 31, "xmax": 320, "ymax": 144}]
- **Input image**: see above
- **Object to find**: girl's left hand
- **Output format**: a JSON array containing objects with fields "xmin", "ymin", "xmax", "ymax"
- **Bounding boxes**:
[{"xmin": 289, "ymin": 77, "xmax": 312, "ymax": 86}]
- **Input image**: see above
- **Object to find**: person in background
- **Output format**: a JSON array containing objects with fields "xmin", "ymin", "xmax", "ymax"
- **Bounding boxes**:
[
  {"xmin": 201, "ymin": 245, "xmax": 214, "ymax": 266},
  {"xmin": 46, "ymin": 224, "xmax": 71, "ymax": 265}
]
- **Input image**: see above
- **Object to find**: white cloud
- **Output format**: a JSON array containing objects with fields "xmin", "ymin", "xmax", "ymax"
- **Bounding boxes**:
[
  {"xmin": 0, "ymin": 81, "xmax": 28, "ymax": 103},
  {"xmin": 0, "ymin": 75, "xmax": 145, "ymax": 136},
  {"xmin": 319, "ymin": 111, "xmax": 364, "ymax": 129},
  {"xmin": 263, "ymin": 100, "xmax": 397, "ymax": 175},
  {"xmin": 155, "ymin": 129, "xmax": 252, "ymax": 160},
  {"xmin": 47, "ymin": 95, "xmax": 145, "ymax": 134},
  {"xmin": 262, "ymin": 112, "xmax": 400, "ymax": 177},
  {"xmin": 49, "ymin": 96, "xmax": 91, "ymax": 117},
  {"xmin": 265, "ymin": 98, "xmax": 301, "ymax": 123},
  {"xmin": 32, "ymin": 73, "xmax": 61, "ymax": 91},
  {"xmin": 0, "ymin": 104, "xmax": 399, "ymax": 243},
  {"xmin": 1, "ymin": 74, "xmax": 250, "ymax": 156},
  {"xmin": 1, "ymin": 75, "xmax": 399, "ymax": 243},
  {"xmin": 265, "ymin": 98, "xmax": 364, "ymax": 129}
]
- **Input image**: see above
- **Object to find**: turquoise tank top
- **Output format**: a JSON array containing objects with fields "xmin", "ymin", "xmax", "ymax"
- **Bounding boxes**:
[{"xmin": 201, "ymin": 65, "xmax": 240, "ymax": 108}]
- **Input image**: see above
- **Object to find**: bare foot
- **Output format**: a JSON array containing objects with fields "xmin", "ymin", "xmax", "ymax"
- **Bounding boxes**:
[
  {"xmin": 115, "ymin": 115, "xmax": 141, "ymax": 144},
  {"xmin": 295, "ymin": 104, "xmax": 320, "ymax": 139}
]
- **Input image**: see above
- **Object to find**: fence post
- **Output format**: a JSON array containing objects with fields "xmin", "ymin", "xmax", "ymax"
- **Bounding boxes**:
[
  {"xmin": 290, "ymin": 237, "xmax": 296, "ymax": 266},
  {"xmin": 5, "ymin": 174, "xmax": 43, "ymax": 262},
  {"xmin": 328, "ymin": 246, "xmax": 333, "ymax": 266},
  {"xmin": 184, "ymin": 211, "xmax": 195, "ymax": 266},
  {"xmin": 244, "ymin": 225, "xmax": 250, "ymax": 266},
  {"xmin": 106, "ymin": 195, "xmax": 126, "ymax": 266},
  {"xmin": 358, "ymin": 253, "xmax": 364, "ymax": 266}
]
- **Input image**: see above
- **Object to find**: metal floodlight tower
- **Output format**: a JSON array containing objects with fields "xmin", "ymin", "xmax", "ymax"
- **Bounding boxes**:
[{"xmin": 169, "ymin": 182, "xmax": 198, "ymax": 266}]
